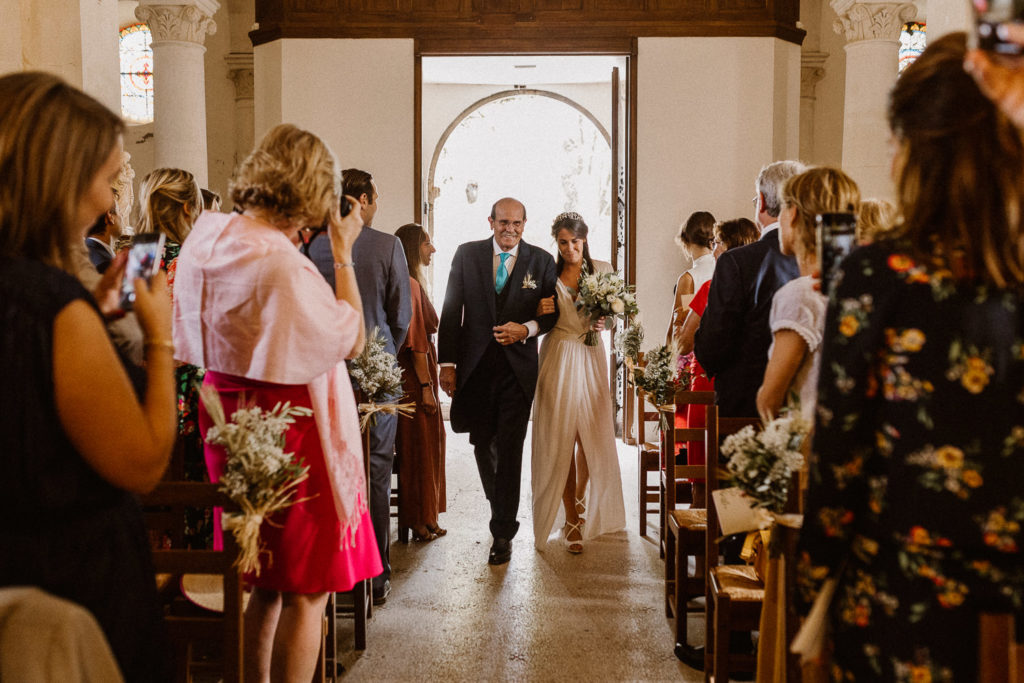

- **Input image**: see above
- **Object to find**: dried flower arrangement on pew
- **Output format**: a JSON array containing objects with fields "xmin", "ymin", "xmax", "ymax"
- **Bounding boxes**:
[{"xmin": 348, "ymin": 327, "xmax": 415, "ymax": 429}]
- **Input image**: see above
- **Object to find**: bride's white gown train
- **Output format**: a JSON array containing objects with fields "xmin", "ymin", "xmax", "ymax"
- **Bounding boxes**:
[{"xmin": 531, "ymin": 260, "xmax": 626, "ymax": 550}]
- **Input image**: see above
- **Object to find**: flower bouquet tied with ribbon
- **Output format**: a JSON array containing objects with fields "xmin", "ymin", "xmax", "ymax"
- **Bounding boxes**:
[
  {"xmin": 348, "ymin": 327, "xmax": 415, "ymax": 429},
  {"xmin": 200, "ymin": 386, "xmax": 313, "ymax": 575},
  {"xmin": 575, "ymin": 266, "xmax": 638, "ymax": 346},
  {"xmin": 615, "ymin": 319, "xmax": 644, "ymax": 370}
]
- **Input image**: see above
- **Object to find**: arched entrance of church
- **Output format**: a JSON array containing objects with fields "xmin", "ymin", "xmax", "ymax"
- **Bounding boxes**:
[{"xmin": 425, "ymin": 89, "xmax": 612, "ymax": 314}]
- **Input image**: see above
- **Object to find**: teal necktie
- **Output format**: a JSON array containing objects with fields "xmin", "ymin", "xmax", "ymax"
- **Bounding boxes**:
[{"xmin": 495, "ymin": 252, "xmax": 511, "ymax": 293}]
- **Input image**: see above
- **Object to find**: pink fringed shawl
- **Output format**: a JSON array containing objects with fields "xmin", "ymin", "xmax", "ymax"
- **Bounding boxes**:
[{"xmin": 172, "ymin": 212, "xmax": 368, "ymax": 547}]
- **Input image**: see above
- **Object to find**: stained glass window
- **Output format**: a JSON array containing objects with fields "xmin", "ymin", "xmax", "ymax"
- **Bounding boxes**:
[
  {"xmin": 899, "ymin": 22, "xmax": 927, "ymax": 74},
  {"xmin": 120, "ymin": 23, "xmax": 153, "ymax": 124}
]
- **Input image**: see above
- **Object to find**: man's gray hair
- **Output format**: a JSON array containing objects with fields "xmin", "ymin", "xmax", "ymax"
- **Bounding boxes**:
[{"xmin": 756, "ymin": 160, "xmax": 807, "ymax": 218}]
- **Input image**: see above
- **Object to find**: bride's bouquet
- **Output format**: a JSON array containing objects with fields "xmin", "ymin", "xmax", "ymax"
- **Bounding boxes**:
[
  {"xmin": 721, "ymin": 408, "xmax": 809, "ymax": 514},
  {"xmin": 348, "ymin": 327, "xmax": 415, "ymax": 429},
  {"xmin": 201, "ymin": 386, "xmax": 312, "ymax": 575},
  {"xmin": 575, "ymin": 267, "xmax": 638, "ymax": 346}
]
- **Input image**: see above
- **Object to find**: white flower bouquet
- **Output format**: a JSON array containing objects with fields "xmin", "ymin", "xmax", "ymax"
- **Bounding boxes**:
[
  {"xmin": 348, "ymin": 327, "xmax": 415, "ymax": 429},
  {"xmin": 575, "ymin": 267, "xmax": 638, "ymax": 346},
  {"xmin": 201, "ymin": 386, "xmax": 312, "ymax": 575},
  {"xmin": 721, "ymin": 410, "xmax": 810, "ymax": 514},
  {"xmin": 632, "ymin": 342, "xmax": 687, "ymax": 430}
]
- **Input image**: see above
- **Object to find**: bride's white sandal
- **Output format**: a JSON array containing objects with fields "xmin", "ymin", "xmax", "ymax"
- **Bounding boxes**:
[
  {"xmin": 565, "ymin": 519, "xmax": 584, "ymax": 554},
  {"xmin": 575, "ymin": 496, "xmax": 586, "ymax": 525}
]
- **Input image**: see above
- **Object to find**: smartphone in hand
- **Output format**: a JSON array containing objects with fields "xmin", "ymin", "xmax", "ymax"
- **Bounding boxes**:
[
  {"xmin": 973, "ymin": 0, "xmax": 1024, "ymax": 54},
  {"xmin": 119, "ymin": 233, "xmax": 165, "ymax": 310},
  {"xmin": 816, "ymin": 213, "xmax": 857, "ymax": 299}
]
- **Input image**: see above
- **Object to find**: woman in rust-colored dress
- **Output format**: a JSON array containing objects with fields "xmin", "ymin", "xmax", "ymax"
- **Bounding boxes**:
[{"xmin": 394, "ymin": 223, "xmax": 447, "ymax": 541}]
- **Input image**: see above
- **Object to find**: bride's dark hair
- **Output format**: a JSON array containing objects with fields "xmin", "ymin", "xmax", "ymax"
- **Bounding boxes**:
[{"xmin": 551, "ymin": 211, "xmax": 595, "ymax": 276}]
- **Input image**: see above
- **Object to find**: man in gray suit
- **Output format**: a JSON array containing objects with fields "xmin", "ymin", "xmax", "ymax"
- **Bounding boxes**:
[{"xmin": 307, "ymin": 169, "xmax": 411, "ymax": 605}]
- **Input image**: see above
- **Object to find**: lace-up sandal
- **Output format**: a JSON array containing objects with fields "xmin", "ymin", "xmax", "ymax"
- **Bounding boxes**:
[
  {"xmin": 575, "ymin": 496, "xmax": 586, "ymax": 525},
  {"xmin": 565, "ymin": 519, "xmax": 584, "ymax": 554}
]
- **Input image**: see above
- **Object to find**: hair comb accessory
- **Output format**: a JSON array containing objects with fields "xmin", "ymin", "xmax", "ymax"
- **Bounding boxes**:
[{"xmin": 552, "ymin": 211, "xmax": 584, "ymax": 226}]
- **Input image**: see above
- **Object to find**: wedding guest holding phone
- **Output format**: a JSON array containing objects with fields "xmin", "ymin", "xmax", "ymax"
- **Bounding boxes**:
[
  {"xmin": 394, "ymin": 223, "xmax": 447, "ymax": 541},
  {"xmin": 173, "ymin": 123, "xmax": 381, "ymax": 681},
  {"xmin": 0, "ymin": 72, "xmax": 176, "ymax": 682},
  {"xmin": 755, "ymin": 167, "xmax": 859, "ymax": 423},
  {"xmin": 797, "ymin": 34, "xmax": 1024, "ymax": 680}
]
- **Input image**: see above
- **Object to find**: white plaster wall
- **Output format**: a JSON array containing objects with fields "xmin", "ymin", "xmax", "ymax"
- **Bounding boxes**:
[
  {"xmin": 636, "ymin": 37, "xmax": 800, "ymax": 340},
  {"xmin": 256, "ymin": 39, "xmax": 416, "ymax": 233},
  {"xmin": 923, "ymin": 0, "xmax": 971, "ymax": 40},
  {"xmin": 80, "ymin": 0, "xmax": 120, "ymax": 112},
  {"xmin": 809, "ymin": 5, "xmax": 848, "ymax": 168},
  {"xmin": 202, "ymin": 1, "xmax": 236, "ymax": 200}
]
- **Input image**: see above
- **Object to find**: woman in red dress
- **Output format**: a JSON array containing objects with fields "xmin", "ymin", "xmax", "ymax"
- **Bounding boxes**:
[
  {"xmin": 394, "ymin": 223, "xmax": 447, "ymax": 541},
  {"xmin": 173, "ymin": 123, "xmax": 381, "ymax": 681}
]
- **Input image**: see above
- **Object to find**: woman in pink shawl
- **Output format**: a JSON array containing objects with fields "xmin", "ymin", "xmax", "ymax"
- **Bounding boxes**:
[{"xmin": 172, "ymin": 123, "xmax": 381, "ymax": 681}]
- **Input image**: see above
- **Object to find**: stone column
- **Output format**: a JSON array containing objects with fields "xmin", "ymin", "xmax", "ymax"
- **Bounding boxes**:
[
  {"xmin": 226, "ymin": 51, "xmax": 255, "ymax": 169},
  {"xmin": 135, "ymin": 0, "xmax": 219, "ymax": 186},
  {"xmin": 831, "ymin": 0, "xmax": 917, "ymax": 198},
  {"xmin": 799, "ymin": 51, "xmax": 828, "ymax": 163}
]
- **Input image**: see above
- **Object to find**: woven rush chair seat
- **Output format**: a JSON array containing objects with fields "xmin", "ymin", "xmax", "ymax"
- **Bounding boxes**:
[
  {"xmin": 710, "ymin": 565, "xmax": 764, "ymax": 602},
  {"xmin": 668, "ymin": 508, "xmax": 707, "ymax": 531}
]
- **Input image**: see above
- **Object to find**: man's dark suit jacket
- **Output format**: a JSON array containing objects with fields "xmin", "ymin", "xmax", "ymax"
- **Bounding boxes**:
[
  {"xmin": 693, "ymin": 227, "xmax": 798, "ymax": 417},
  {"xmin": 85, "ymin": 237, "xmax": 113, "ymax": 274},
  {"xmin": 308, "ymin": 226, "xmax": 411, "ymax": 356},
  {"xmin": 437, "ymin": 238, "xmax": 557, "ymax": 433}
]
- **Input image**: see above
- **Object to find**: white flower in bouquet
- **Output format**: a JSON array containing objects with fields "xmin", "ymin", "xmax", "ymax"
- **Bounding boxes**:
[
  {"xmin": 575, "ymin": 266, "xmax": 639, "ymax": 346},
  {"xmin": 721, "ymin": 407, "xmax": 810, "ymax": 514},
  {"xmin": 348, "ymin": 327, "xmax": 415, "ymax": 429},
  {"xmin": 632, "ymin": 341, "xmax": 686, "ymax": 430},
  {"xmin": 201, "ymin": 386, "xmax": 313, "ymax": 575}
]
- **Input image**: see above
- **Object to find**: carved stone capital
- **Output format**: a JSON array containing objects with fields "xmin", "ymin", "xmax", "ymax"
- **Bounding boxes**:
[
  {"xmin": 136, "ymin": 0, "xmax": 219, "ymax": 45},
  {"xmin": 226, "ymin": 52, "xmax": 254, "ymax": 100},
  {"xmin": 830, "ymin": 0, "xmax": 917, "ymax": 43},
  {"xmin": 801, "ymin": 50, "xmax": 829, "ymax": 98}
]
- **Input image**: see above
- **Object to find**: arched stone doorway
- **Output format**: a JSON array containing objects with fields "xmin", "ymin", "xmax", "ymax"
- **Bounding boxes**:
[{"xmin": 426, "ymin": 89, "xmax": 612, "ymax": 312}]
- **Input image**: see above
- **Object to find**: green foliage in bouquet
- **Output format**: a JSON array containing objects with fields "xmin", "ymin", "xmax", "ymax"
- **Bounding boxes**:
[
  {"xmin": 615, "ymin": 319, "xmax": 644, "ymax": 367},
  {"xmin": 721, "ymin": 408, "xmax": 810, "ymax": 514},
  {"xmin": 575, "ymin": 267, "xmax": 639, "ymax": 346}
]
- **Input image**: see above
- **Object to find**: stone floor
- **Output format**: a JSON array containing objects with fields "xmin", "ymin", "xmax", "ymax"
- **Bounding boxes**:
[{"xmin": 333, "ymin": 424, "xmax": 705, "ymax": 682}]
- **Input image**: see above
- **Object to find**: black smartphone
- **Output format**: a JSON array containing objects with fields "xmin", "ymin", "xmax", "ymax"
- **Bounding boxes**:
[
  {"xmin": 973, "ymin": 0, "xmax": 1024, "ymax": 54},
  {"xmin": 340, "ymin": 195, "xmax": 354, "ymax": 217},
  {"xmin": 120, "ymin": 233, "xmax": 165, "ymax": 310},
  {"xmin": 816, "ymin": 213, "xmax": 857, "ymax": 299}
]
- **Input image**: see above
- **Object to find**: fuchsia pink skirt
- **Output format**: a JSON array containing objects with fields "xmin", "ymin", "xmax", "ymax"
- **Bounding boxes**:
[{"xmin": 200, "ymin": 371, "xmax": 381, "ymax": 594}]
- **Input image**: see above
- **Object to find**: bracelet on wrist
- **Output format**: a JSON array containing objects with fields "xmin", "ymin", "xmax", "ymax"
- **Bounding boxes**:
[
  {"xmin": 144, "ymin": 339, "xmax": 175, "ymax": 354},
  {"xmin": 333, "ymin": 261, "xmax": 355, "ymax": 269}
]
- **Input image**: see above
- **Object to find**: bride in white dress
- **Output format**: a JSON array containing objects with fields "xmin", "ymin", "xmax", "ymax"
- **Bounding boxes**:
[{"xmin": 531, "ymin": 212, "xmax": 626, "ymax": 553}]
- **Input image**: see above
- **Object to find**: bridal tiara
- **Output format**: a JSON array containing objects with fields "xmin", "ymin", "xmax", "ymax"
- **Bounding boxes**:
[{"xmin": 552, "ymin": 211, "xmax": 584, "ymax": 226}]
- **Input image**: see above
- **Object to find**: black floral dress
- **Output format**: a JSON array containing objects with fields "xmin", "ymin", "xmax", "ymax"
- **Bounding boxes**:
[
  {"xmin": 796, "ymin": 241, "xmax": 1024, "ymax": 682},
  {"xmin": 163, "ymin": 241, "xmax": 210, "ymax": 548}
]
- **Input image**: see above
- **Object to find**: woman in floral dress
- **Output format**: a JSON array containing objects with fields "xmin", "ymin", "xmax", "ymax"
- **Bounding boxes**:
[{"xmin": 796, "ymin": 34, "xmax": 1024, "ymax": 681}]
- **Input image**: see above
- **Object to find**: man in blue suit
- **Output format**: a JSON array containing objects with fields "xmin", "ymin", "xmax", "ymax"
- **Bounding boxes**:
[
  {"xmin": 438, "ymin": 197, "xmax": 557, "ymax": 565},
  {"xmin": 308, "ymin": 169, "xmax": 411, "ymax": 604}
]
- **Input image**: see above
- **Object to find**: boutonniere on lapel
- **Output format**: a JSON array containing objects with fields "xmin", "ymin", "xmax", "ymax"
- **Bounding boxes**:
[{"xmin": 521, "ymin": 273, "xmax": 537, "ymax": 290}]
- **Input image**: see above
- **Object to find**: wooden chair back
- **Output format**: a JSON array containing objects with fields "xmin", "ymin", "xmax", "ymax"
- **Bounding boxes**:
[
  {"xmin": 663, "ymin": 389, "xmax": 716, "ymax": 510},
  {"xmin": 140, "ymin": 482, "xmax": 244, "ymax": 683}
]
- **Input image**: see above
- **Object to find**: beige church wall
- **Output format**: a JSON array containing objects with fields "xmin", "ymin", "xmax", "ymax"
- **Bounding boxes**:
[
  {"xmin": 255, "ymin": 38, "xmax": 416, "ymax": 235},
  {"xmin": 0, "ymin": 0, "xmax": 22, "ymax": 74},
  {"xmin": 421, "ymin": 80, "xmax": 612, "ymax": 243},
  {"xmin": 635, "ymin": 36, "xmax": 800, "ymax": 340},
  {"xmin": 807, "ymin": 4, "xmax": 848, "ymax": 169},
  {"xmin": 923, "ymin": 0, "xmax": 971, "ymax": 39},
  {"xmin": 201, "ymin": 1, "xmax": 237, "ymax": 202}
]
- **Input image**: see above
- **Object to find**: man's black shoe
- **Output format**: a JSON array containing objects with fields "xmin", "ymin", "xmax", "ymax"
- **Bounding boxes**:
[
  {"xmin": 372, "ymin": 579, "xmax": 391, "ymax": 606},
  {"xmin": 488, "ymin": 537, "xmax": 512, "ymax": 565},
  {"xmin": 674, "ymin": 643, "xmax": 704, "ymax": 671}
]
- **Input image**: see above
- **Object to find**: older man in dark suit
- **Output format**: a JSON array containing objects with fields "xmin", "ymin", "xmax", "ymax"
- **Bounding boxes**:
[
  {"xmin": 438, "ymin": 197, "xmax": 557, "ymax": 565},
  {"xmin": 694, "ymin": 160, "xmax": 805, "ymax": 418},
  {"xmin": 307, "ymin": 169, "xmax": 411, "ymax": 605}
]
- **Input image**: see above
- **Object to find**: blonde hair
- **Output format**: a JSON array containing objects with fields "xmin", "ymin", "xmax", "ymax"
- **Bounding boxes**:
[
  {"xmin": 780, "ymin": 167, "xmax": 861, "ymax": 260},
  {"xmin": 0, "ymin": 72, "xmax": 123, "ymax": 269},
  {"xmin": 857, "ymin": 198, "xmax": 899, "ymax": 244},
  {"xmin": 230, "ymin": 124, "xmax": 341, "ymax": 228},
  {"xmin": 138, "ymin": 168, "xmax": 202, "ymax": 244}
]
